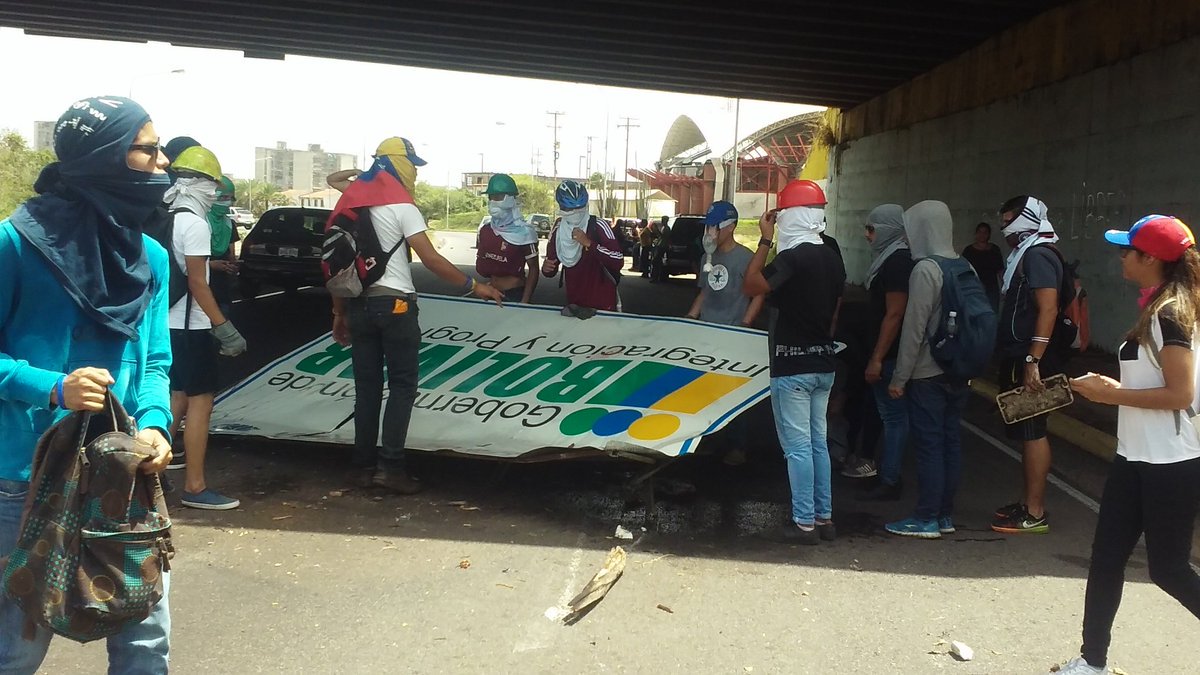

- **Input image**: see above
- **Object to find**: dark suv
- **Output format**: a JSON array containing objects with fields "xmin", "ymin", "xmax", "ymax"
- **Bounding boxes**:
[
  {"xmin": 529, "ymin": 213, "xmax": 552, "ymax": 238},
  {"xmin": 658, "ymin": 215, "xmax": 706, "ymax": 278},
  {"xmin": 238, "ymin": 206, "xmax": 331, "ymax": 297}
]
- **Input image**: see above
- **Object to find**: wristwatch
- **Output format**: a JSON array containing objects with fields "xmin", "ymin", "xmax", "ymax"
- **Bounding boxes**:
[
  {"xmin": 758, "ymin": 237, "xmax": 773, "ymax": 249},
  {"xmin": 1025, "ymin": 354, "xmax": 1040, "ymax": 364}
]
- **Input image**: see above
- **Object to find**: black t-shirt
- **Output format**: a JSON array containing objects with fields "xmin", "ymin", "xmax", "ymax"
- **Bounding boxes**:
[
  {"xmin": 763, "ymin": 242, "xmax": 846, "ymax": 376},
  {"xmin": 999, "ymin": 245, "xmax": 1064, "ymax": 353},
  {"xmin": 868, "ymin": 250, "xmax": 915, "ymax": 362},
  {"xmin": 962, "ymin": 243, "xmax": 1004, "ymax": 297}
]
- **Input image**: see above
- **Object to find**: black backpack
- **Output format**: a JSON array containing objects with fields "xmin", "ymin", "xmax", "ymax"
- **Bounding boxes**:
[
  {"xmin": 142, "ymin": 205, "xmax": 193, "ymax": 307},
  {"xmin": 322, "ymin": 206, "xmax": 406, "ymax": 298}
]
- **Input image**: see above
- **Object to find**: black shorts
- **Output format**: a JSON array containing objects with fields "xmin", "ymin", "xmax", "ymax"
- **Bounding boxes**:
[
  {"xmin": 170, "ymin": 329, "xmax": 219, "ymax": 396},
  {"xmin": 999, "ymin": 354, "xmax": 1064, "ymax": 442}
]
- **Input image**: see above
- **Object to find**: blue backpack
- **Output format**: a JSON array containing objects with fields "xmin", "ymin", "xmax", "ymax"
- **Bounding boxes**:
[{"xmin": 928, "ymin": 256, "xmax": 997, "ymax": 380}]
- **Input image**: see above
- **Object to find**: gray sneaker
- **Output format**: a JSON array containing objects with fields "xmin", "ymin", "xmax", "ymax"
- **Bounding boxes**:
[
  {"xmin": 841, "ymin": 458, "xmax": 877, "ymax": 479},
  {"xmin": 1052, "ymin": 657, "xmax": 1109, "ymax": 674}
]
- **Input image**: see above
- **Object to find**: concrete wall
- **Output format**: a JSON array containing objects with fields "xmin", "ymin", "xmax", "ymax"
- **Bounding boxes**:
[{"xmin": 827, "ymin": 35, "xmax": 1200, "ymax": 350}]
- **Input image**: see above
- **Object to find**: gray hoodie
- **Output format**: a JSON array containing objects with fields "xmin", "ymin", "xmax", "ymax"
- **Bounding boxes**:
[{"xmin": 890, "ymin": 200, "xmax": 958, "ymax": 388}]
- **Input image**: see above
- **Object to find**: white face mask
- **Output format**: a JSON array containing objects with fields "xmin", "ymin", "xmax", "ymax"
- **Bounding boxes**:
[{"xmin": 559, "ymin": 208, "xmax": 588, "ymax": 229}]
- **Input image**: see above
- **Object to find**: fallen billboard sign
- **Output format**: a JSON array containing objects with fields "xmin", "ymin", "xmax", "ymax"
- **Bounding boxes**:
[{"xmin": 211, "ymin": 295, "xmax": 771, "ymax": 459}]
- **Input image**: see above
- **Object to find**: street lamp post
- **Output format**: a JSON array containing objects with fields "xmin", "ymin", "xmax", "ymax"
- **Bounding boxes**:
[{"xmin": 127, "ymin": 69, "xmax": 185, "ymax": 98}]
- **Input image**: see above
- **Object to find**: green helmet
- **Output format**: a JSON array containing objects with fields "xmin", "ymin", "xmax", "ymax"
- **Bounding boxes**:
[
  {"xmin": 483, "ymin": 173, "xmax": 518, "ymax": 196},
  {"xmin": 217, "ymin": 175, "xmax": 235, "ymax": 198}
]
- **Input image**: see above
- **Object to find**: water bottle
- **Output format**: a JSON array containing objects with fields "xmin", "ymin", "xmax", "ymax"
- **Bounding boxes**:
[{"xmin": 946, "ymin": 310, "xmax": 958, "ymax": 337}]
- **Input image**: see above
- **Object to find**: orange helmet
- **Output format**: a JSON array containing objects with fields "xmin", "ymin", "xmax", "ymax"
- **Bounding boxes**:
[{"xmin": 777, "ymin": 179, "xmax": 827, "ymax": 209}]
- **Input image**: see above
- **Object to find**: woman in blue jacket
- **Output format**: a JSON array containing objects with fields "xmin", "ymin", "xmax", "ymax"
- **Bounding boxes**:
[{"xmin": 0, "ymin": 96, "xmax": 174, "ymax": 673}]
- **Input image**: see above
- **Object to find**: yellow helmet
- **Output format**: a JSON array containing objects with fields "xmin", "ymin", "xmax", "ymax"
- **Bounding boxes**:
[{"xmin": 171, "ymin": 146, "xmax": 222, "ymax": 181}]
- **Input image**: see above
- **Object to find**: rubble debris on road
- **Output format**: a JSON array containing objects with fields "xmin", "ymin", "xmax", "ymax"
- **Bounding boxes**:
[
  {"xmin": 614, "ymin": 525, "xmax": 633, "ymax": 540},
  {"xmin": 950, "ymin": 641, "xmax": 974, "ymax": 662},
  {"xmin": 561, "ymin": 546, "xmax": 627, "ymax": 624},
  {"xmin": 458, "ymin": 558, "xmax": 471, "ymax": 569},
  {"xmin": 656, "ymin": 604, "xmax": 673, "ymax": 614}
]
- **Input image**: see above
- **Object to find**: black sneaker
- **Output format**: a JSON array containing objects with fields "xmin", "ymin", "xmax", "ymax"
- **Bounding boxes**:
[
  {"xmin": 991, "ymin": 507, "xmax": 1049, "ymax": 534},
  {"xmin": 347, "ymin": 467, "xmax": 375, "ymax": 489},
  {"xmin": 779, "ymin": 524, "xmax": 820, "ymax": 546},
  {"xmin": 816, "ymin": 520, "xmax": 837, "ymax": 542},
  {"xmin": 166, "ymin": 450, "xmax": 186, "ymax": 471},
  {"xmin": 859, "ymin": 481, "xmax": 902, "ymax": 502},
  {"xmin": 993, "ymin": 501, "xmax": 1024, "ymax": 519},
  {"xmin": 372, "ymin": 467, "xmax": 424, "ymax": 495}
]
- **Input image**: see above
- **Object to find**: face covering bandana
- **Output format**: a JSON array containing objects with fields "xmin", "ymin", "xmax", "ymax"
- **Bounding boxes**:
[
  {"xmin": 863, "ymin": 204, "xmax": 908, "ymax": 289},
  {"xmin": 1138, "ymin": 285, "xmax": 1161, "ymax": 310},
  {"xmin": 383, "ymin": 154, "xmax": 417, "ymax": 191},
  {"xmin": 701, "ymin": 227, "xmax": 719, "ymax": 272},
  {"xmin": 209, "ymin": 195, "xmax": 234, "ymax": 257},
  {"xmin": 776, "ymin": 206, "xmax": 826, "ymax": 251},
  {"xmin": 1001, "ymin": 196, "xmax": 1059, "ymax": 293},
  {"xmin": 556, "ymin": 208, "xmax": 590, "ymax": 267},
  {"xmin": 164, "ymin": 176, "xmax": 220, "ymax": 218},
  {"xmin": 486, "ymin": 195, "xmax": 538, "ymax": 246},
  {"xmin": 9, "ymin": 96, "xmax": 170, "ymax": 339}
]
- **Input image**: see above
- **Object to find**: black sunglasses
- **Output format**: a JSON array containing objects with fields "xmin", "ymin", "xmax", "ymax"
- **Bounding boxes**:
[{"xmin": 129, "ymin": 143, "xmax": 162, "ymax": 157}]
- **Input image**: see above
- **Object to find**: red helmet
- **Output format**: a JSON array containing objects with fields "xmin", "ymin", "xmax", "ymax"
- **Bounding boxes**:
[{"xmin": 777, "ymin": 179, "xmax": 827, "ymax": 209}]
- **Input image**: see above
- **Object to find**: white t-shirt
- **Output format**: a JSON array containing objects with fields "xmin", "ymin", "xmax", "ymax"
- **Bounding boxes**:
[
  {"xmin": 368, "ymin": 203, "xmax": 428, "ymax": 294},
  {"xmin": 1115, "ymin": 306, "xmax": 1200, "ymax": 464},
  {"xmin": 168, "ymin": 211, "xmax": 213, "ymax": 330}
]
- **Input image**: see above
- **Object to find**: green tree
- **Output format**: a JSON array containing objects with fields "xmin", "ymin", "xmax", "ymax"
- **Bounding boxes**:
[
  {"xmin": 0, "ymin": 131, "xmax": 55, "ymax": 218},
  {"xmin": 233, "ymin": 179, "xmax": 289, "ymax": 215},
  {"xmin": 511, "ymin": 174, "xmax": 554, "ymax": 216},
  {"xmin": 413, "ymin": 181, "xmax": 488, "ymax": 225}
]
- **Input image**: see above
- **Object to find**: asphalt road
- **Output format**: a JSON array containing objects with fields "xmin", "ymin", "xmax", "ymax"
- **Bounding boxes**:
[{"xmin": 43, "ymin": 232, "xmax": 1193, "ymax": 673}]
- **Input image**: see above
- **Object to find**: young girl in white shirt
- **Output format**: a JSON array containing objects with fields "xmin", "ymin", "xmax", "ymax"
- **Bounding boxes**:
[{"xmin": 1057, "ymin": 215, "xmax": 1200, "ymax": 674}]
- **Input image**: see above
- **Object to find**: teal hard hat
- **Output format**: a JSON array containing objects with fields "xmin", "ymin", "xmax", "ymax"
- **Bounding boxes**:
[{"xmin": 483, "ymin": 173, "xmax": 519, "ymax": 196}]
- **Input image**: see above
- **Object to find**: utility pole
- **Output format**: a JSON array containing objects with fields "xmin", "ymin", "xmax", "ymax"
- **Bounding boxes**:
[
  {"xmin": 617, "ymin": 116, "xmax": 639, "ymax": 216},
  {"xmin": 532, "ymin": 148, "xmax": 543, "ymax": 176},
  {"xmin": 546, "ymin": 111, "xmax": 565, "ymax": 178},
  {"xmin": 585, "ymin": 136, "xmax": 595, "ymax": 177}
]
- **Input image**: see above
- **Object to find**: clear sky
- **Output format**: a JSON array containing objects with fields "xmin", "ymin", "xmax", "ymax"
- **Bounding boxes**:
[{"xmin": 0, "ymin": 27, "xmax": 821, "ymax": 188}]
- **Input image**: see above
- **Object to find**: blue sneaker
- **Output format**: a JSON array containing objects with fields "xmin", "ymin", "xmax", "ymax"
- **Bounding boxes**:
[
  {"xmin": 938, "ymin": 516, "xmax": 956, "ymax": 534},
  {"xmin": 181, "ymin": 489, "xmax": 240, "ymax": 511},
  {"xmin": 885, "ymin": 516, "xmax": 941, "ymax": 539}
]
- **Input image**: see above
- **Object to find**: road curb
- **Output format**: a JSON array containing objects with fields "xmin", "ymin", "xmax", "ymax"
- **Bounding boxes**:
[{"xmin": 970, "ymin": 380, "xmax": 1117, "ymax": 461}]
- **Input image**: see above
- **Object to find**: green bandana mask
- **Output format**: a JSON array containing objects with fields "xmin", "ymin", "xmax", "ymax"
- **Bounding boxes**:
[{"xmin": 209, "ymin": 176, "xmax": 235, "ymax": 257}]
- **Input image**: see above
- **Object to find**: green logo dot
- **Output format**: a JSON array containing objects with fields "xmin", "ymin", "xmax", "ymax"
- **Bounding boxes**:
[{"xmin": 559, "ymin": 408, "xmax": 609, "ymax": 436}]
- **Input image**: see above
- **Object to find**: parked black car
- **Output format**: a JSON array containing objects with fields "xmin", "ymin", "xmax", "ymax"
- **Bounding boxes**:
[
  {"xmin": 238, "ymin": 206, "xmax": 331, "ymax": 297},
  {"xmin": 529, "ymin": 213, "xmax": 552, "ymax": 238},
  {"xmin": 658, "ymin": 215, "xmax": 705, "ymax": 278}
]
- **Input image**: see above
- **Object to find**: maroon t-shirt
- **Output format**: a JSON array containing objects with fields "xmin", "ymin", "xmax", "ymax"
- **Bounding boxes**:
[
  {"xmin": 475, "ymin": 226, "xmax": 537, "ymax": 279},
  {"xmin": 545, "ymin": 218, "xmax": 624, "ymax": 311}
]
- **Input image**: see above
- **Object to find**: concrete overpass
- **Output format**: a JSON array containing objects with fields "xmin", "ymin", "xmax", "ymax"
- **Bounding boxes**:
[{"xmin": 2, "ymin": 0, "xmax": 1197, "ymax": 346}]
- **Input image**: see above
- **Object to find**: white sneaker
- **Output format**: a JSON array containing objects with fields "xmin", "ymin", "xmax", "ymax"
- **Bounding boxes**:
[{"xmin": 1052, "ymin": 657, "xmax": 1109, "ymax": 674}]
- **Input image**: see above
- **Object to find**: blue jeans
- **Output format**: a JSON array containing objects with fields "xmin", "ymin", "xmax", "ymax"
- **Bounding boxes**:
[
  {"xmin": 906, "ymin": 376, "xmax": 970, "ymax": 521},
  {"xmin": 770, "ymin": 373, "xmax": 836, "ymax": 525},
  {"xmin": 347, "ymin": 295, "xmax": 422, "ymax": 470},
  {"xmin": 871, "ymin": 360, "xmax": 909, "ymax": 486},
  {"xmin": 0, "ymin": 479, "xmax": 170, "ymax": 674}
]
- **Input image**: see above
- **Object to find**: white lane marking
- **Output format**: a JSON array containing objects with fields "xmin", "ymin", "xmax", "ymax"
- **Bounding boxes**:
[
  {"xmin": 961, "ymin": 420, "xmax": 1100, "ymax": 514},
  {"xmin": 232, "ymin": 290, "xmax": 285, "ymax": 304},
  {"xmin": 513, "ymin": 532, "xmax": 586, "ymax": 653}
]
